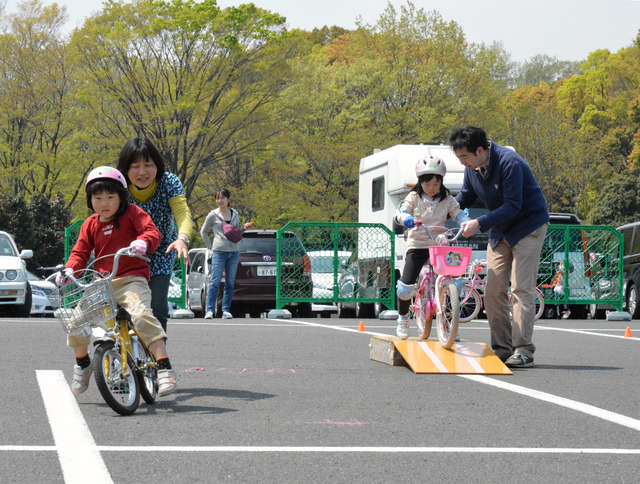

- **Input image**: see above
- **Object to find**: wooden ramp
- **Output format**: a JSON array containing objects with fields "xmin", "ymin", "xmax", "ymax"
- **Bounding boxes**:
[{"xmin": 370, "ymin": 336, "xmax": 512, "ymax": 375}]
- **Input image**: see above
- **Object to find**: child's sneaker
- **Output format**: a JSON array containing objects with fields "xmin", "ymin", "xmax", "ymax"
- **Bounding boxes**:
[
  {"xmin": 71, "ymin": 364, "xmax": 92, "ymax": 394},
  {"xmin": 158, "ymin": 369, "xmax": 177, "ymax": 397},
  {"xmin": 562, "ymin": 309, "xmax": 571, "ymax": 319},
  {"xmin": 396, "ymin": 315, "xmax": 409, "ymax": 340}
]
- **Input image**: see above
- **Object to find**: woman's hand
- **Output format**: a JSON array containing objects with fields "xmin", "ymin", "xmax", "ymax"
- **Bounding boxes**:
[
  {"xmin": 243, "ymin": 221, "xmax": 254, "ymax": 230},
  {"xmin": 166, "ymin": 238, "xmax": 190, "ymax": 265}
]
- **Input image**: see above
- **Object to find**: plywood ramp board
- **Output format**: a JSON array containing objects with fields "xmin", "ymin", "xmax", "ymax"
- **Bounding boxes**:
[{"xmin": 393, "ymin": 338, "xmax": 512, "ymax": 375}]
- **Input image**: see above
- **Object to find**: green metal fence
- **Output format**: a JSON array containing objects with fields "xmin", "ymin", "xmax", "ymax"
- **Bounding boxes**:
[
  {"xmin": 539, "ymin": 225, "xmax": 623, "ymax": 311},
  {"xmin": 64, "ymin": 220, "xmax": 188, "ymax": 309},
  {"xmin": 276, "ymin": 222, "xmax": 396, "ymax": 312}
]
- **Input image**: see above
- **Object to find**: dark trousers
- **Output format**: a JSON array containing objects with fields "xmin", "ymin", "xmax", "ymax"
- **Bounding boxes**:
[{"xmin": 149, "ymin": 274, "xmax": 171, "ymax": 332}]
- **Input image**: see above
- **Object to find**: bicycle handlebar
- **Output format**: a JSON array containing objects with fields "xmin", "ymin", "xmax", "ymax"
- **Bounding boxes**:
[
  {"xmin": 51, "ymin": 247, "xmax": 149, "ymax": 288},
  {"xmin": 417, "ymin": 224, "xmax": 464, "ymax": 243}
]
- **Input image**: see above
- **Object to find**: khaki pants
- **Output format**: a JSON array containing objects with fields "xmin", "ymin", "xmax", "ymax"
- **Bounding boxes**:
[
  {"xmin": 484, "ymin": 224, "xmax": 548, "ymax": 360},
  {"xmin": 68, "ymin": 276, "xmax": 167, "ymax": 349}
]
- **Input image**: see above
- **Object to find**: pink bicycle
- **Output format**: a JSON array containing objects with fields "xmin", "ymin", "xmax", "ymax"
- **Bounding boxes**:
[{"xmin": 411, "ymin": 226, "xmax": 472, "ymax": 349}]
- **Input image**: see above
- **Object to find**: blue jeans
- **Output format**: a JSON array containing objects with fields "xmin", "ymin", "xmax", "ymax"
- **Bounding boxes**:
[{"xmin": 206, "ymin": 251, "xmax": 239, "ymax": 314}]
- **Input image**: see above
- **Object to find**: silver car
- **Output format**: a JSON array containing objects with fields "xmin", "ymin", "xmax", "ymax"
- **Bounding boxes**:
[{"xmin": 0, "ymin": 231, "xmax": 33, "ymax": 317}]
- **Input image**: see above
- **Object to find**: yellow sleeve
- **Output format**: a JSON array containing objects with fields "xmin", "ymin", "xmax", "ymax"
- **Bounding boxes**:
[{"xmin": 169, "ymin": 194, "xmax": 193, "ymax": 238}]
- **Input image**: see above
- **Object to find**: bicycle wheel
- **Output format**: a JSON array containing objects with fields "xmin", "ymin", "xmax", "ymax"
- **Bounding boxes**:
[
  {"xmin": 133, "ymin": 338, "xmax": 158, "ymax": 405},
  {"xmin": 414, "ymin": 294, "xmax": 432, "ymax": 340},
  {"xmin": 534, "ymin": 287, "xmax": 545, "ymax": 321},
  {"xmin": 459, "ymin": 284, "xmax": 481, "ymax": 323},
  {"xmin": 437, "ymin": 280, "xmax": 459, "ymax": 349},
  {"xmin": 93, "ymin": 341, "xmax": 140, "ymax": 415}
]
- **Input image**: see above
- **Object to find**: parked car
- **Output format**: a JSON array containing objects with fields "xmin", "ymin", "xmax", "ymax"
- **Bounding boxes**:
[
  {"xmin": 539, "ymin": 213, "xmax": 589, "ymax": 319},
  {"xmin": 307, "ymin": 250, "xmax": 351, "ymax": 316},
  {"xmin": 609, "ymin": 221, "xmax": 640, "ymax": 319},
  {"xmin": 0, "ymin": 231, "xmax": 33, "ymax": 317},
  {"xmin": 187, "ymin": 230, "xmax": 313, "ymax": 318},
  {"xmin": 336, "ymin": 248, "xmax": 393, "ymax": 319},
  {"xmin": 27, "ymin": 271, "xmax": 59, "ymax": 316},
  {"xmin": 186, "ymin": 248, "xmax": 210, "ymax": 318}
]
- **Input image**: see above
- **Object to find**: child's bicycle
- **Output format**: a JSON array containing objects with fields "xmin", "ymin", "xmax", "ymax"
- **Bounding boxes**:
[
  {"xmin": 51, "ymin": 247, "xmax": 158, "ymax": 416},
  {"xmin": 458, "ymin": 259, "xmax": 545, "ymax": 323},
  {"xmin": 411, "ymin": 225, "xmax": 472, "ymax": 349}
]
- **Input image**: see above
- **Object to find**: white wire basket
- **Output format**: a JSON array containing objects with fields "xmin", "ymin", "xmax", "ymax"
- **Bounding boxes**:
[{"xmin": 54, "ymin": 270, "xmax": 117, "ymax": 338}]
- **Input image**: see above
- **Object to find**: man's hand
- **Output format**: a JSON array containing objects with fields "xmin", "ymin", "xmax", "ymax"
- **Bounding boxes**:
[{"xmin": 461, "ymin": 219, "xmax": 480, "ymax": 238}]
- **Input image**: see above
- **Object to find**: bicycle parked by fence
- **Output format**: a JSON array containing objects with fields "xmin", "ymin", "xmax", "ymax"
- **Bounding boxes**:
[
  {"xmin": 410, "ymin": 225, "xmax": 472, "ymax": 349},
  {"xmin": 458, "ymin": 259, "xmax": 545, "ymax": 323},
  {"xmin": 51, "ymin": 248, "xmax": 158, "ymax": 415}
]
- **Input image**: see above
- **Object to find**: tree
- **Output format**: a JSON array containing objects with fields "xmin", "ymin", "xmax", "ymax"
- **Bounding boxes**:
[
  {"xmin": 0, "ymin": 0, "xmax": 78, "ymax": 198},
  {"xmin": 512, "ymin": 54, "xmax": 582, "ymax": 88},
  {"xmin": 71, "ymin": 0, "xmax": 298, "ymax": 218},
  {"xmin": 586, "ymin": 168, "xmax": 640, "ymax": 226}
]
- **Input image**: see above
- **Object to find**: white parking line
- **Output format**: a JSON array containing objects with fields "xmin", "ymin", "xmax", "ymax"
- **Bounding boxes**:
[{"xmin": 36, "ymin": 370, "xmax": 113, "ymax": 484}]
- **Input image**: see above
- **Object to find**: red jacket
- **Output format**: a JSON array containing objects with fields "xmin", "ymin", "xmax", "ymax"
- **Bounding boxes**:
[{"xmin": 67, "ymin": 204, "xmax": 161, "ymax": 280}]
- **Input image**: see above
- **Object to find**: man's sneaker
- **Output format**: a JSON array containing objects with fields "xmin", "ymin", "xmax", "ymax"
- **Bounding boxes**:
[
  {"xmin": 222, "ymin": 311, "xmax": 233, "ymax": 319},
  {"xmin": 71, "ymin": 364, "xmax": 92, "ymax": 394},
  {"xmin": 158, "ymin": 369, "xmax": 177, "ymax": 397},
  {"xmin": 396, "ymin": 315, "xmax": 409, "ymax": 340},
  {"xmin": 204, "ymin": 311, "xmax": 213, "ymax": 319},
  {"xmin": 562, "ymin": 310, "xmax": 571, "ymax": 319},
  {"xmin": 505, "ymin": 353, "xmax": 534, "ymax": 368}
]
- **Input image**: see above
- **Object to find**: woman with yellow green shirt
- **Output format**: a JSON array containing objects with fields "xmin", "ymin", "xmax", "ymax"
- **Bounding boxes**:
[{"xmin": 117, "ymin": 137, "xmax": 193, "ymax": 332}]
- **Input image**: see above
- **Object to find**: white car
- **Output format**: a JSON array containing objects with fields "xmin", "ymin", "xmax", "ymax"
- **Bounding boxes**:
[
  {"xmin": 27, "ymin": 271, "xmax": 59, "ymax": 316},
  {"xmin": 307, "ymin": 250, "xmax": 351, "ymax": 316},
  {"xmin": 0, "ymin": 231, "xmax": 33, "ymax": 317}
]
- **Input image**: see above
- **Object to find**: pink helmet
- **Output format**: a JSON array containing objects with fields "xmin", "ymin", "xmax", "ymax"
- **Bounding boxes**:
[
  {"xmin": 415, "ymin": 155, "xmax": 446, "ymax": 177},
  {"xmin": 85, "ymin": 166, "xmax": 128, "ymax": 190}
]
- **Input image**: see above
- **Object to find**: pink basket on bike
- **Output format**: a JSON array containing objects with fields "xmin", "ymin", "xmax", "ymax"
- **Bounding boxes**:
[{"xmin": 429, "ymin": 246, "xmax": 472, "ymax": 276}]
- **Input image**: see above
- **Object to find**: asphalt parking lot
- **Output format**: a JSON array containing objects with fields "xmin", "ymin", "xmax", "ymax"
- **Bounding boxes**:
[{"xmin": 2, "ymin": 314, "xmax": 640, "ymax": 483}]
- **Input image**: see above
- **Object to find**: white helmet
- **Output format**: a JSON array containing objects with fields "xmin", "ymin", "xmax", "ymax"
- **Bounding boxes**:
[{"xmin": 415, "ymin": 155, "xmax": 446, "ymax": 177}]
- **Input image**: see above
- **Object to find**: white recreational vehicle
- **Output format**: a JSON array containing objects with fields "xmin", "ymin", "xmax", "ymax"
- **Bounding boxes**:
[{"xmin": 359, "ymin": 144, "xmax": 489, "ymax": 278}]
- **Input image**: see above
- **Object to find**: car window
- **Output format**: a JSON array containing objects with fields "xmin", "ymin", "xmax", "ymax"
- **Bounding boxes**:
[
  {"xmin": 239, "ymin": 232, "xmax": 307, "ymax": 258},
  {"xmin": 620, "ymin": 227, "xmax": 634, "ymax": 256},
  {"xmin": 0, "ymin": 235, "xmax": 16, "ymax": 256},
  {"xmin": 631, "ymin": 227, "xmax": 640, "ymax": 255},
  {"xmin": 192, "ymin": 252, "xmax": 204, "ymax": 273}
]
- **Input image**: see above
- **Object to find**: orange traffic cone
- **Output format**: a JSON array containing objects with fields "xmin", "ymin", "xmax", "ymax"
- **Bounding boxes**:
[
  {"xmin": 358, "ymin": 321, "xmax": 366, "ymax": 332},
  {"xmin": 624, "ymin": 327, "xmax": 632, "ymax": 338}
]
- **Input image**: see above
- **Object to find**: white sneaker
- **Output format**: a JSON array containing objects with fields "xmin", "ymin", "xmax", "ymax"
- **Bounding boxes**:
[
  {"xmin": 204, "ymin": 311, "xmax": 213, "ymax": 319},
  {"xmin": 396, "ymin": 315, "xmax": 409, "ymax": 340},
  {"xmin": 222, "ymin": 311, "xmax": 233, "ymax": 319},
  {"xmin": 71, "ymin": 364, "xmax": 92, "ymax": 394},
  {"xmin": 158, "ymin": 369, "xmax": 177, "ymax": 397},
  {"xmin": 562, "ymin": 310, "xmax": 571, "ymax": 319}
]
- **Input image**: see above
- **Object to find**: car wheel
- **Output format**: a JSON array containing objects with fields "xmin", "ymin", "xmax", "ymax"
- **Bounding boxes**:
[
  {"xmin": 627, "ymin": 284, "xmax": 640, "ymax": 319},
  {"xmin": 589, "ymin": 304, "xmax": 606, "ymax": 320},
  {"xmin": 543, "ymin": 305, "xmax": 557, "ymax": 320},
  {"xmin": 15, "ymin": 282, "xmax": 32, "ymax": 318},
  {"xmin": 337, "ymin": 303, "xmax": 355, "ymax": 319},
  {"xmin": 295, "ymin": 303, "xmax": 312, "ymax": 318},
  {"xmin": 355, "ymin": 302, "xmax": 373, "ymax": 319}
]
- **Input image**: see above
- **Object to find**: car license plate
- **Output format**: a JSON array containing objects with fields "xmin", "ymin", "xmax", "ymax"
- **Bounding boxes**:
[{"xmin": 257, "ymin": 266, "xmax": 277, "ymax": 277}]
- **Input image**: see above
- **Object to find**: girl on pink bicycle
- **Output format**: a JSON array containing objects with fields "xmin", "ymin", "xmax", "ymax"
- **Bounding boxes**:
[{"xmin": 394, "ymin": 156, "xmax": 471, "ymax": 339}]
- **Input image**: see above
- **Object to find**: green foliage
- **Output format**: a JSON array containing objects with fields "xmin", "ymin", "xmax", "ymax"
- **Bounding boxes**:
[
  {"xmin": 586, "ymin": 168, "xmax": 640, "ymax": 226},
  {"xmin": 0, "ymin": 193, "xmax": 71, "ymax": 270}
]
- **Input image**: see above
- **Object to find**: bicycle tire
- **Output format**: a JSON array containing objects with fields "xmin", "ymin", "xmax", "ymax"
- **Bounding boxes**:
[
  {"xmin": 534, "ymin": 287, "xmax": 544, "ymax": 321},
  {"xmin": 459, "ymin": 284, "xmax": 482, "ymax": 323},
  {"xmin": 437, "ymin": 280, "xmax": 459, "ymax": 349},
  {"xmin": 93, "ymin": 341, "xmax": 140, "ymax": 415},
  {"xmin": 134, "ymin": 338, "xmax": 158, "ymax": 405},
  {"xmin": 415, "ymin": 293, "xmax": 432, "ymax": 340}
]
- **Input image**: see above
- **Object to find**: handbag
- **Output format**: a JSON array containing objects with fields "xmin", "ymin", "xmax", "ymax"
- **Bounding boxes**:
[{"xmin": 215, "ymin": 211, "xmax": 243, "ymax": 243}]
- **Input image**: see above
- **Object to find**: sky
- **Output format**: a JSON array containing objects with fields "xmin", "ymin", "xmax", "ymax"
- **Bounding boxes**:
[{"xmin": 3, "ymin": 0, "xmax": 640, "ymax": 62}]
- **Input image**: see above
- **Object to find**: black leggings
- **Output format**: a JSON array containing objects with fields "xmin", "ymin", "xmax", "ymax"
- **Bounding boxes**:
[{"xmin": 398, "ymin": 249, "xmax": 430, "ymax": 316}]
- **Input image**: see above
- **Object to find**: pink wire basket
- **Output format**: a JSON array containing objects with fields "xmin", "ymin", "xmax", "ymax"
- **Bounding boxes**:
[{"xmin": 429, "ymin": 246, "xmax": 472, "ymax": 276}]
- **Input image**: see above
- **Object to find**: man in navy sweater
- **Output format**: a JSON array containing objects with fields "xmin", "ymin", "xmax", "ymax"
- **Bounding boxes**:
[{"xmin": 447, "ymin": 126, "xmax": 549, "ymax": 368}]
